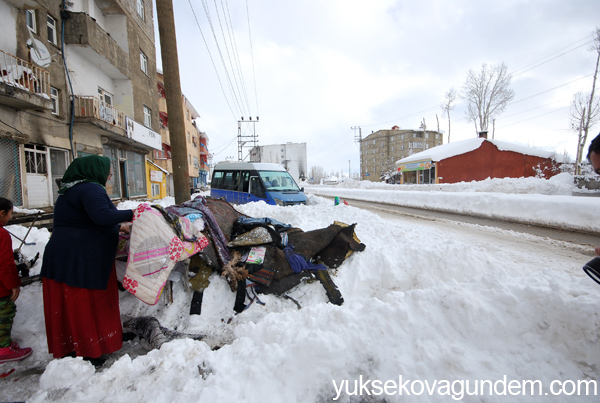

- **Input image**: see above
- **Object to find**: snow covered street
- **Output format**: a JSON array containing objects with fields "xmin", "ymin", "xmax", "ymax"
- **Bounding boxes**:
[{"xmin": 1, "ymin": 176, "xmax": 600, "ymax": 402}]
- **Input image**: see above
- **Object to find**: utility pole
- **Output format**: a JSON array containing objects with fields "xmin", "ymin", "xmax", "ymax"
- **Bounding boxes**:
[
  {"xmin": 237, "ymin": 117, "xmax": 259, "ymax": 161},
  {"xmin": 351, "ymin": 126, "xmax": 361, "ymax": 180},
  {"xmin": 156, "ymin": 0, "xmax": 189, "ymax": 204}
]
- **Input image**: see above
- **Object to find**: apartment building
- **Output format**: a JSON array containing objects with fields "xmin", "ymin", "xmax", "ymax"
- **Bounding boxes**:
[
  {"xmin": 248, "ymin": 142, "xmax": 307, "ymax": 183},
  {"xmin": 0, "ymin": 0, "xmax": 160, "ymax": 208},
  {"xmin": 360, "ymin": 126, "xmax": 443, "ymax": 182},
  {"xmin": 154, "ymin": 70, "xmax": 210, "ymax": 195}
]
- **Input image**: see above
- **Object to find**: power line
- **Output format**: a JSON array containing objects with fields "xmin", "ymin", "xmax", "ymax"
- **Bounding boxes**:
[
  {"xmin": 222, "ymin": 0, "xmax": 253, "ymax": 117},
  {"xmin": 187, "ymin": 0, "xmax": 238, "ymax": 120},
  {"xmin": 212, "ymin": 0, "xmax": 249, "ymax": 117},
  {"xmin": 498, "ymin": 106, "xmax": 570, "ymax": 129},
  {"xmin": 359, "ymin": 33, "xmax": 594, "ymax": 133},
  {"xmin": 246, "ymin": 0, "xmax": 259, "ymax": 116},
  {"xmin": 511, "ymin": 34, "xmax": 594, "ymax": 77},
  {"xmin": 200, "ymin": 0, "xmax": 245, "ymax": 117}
]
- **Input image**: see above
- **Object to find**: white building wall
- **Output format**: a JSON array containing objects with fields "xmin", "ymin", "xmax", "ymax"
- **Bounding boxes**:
[
  {"xmin": 253, "ymin": 142, "xmax": 307, "ymax": 183},
  {"xmin": 65, "ymin": 49, "xmax": 115, "ymax": 96},
  {"xmin": 0, "ymin": 2, "xmax": 17, "ymax": 55}
]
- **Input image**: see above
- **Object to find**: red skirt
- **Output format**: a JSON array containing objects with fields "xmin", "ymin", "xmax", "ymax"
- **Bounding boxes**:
[{"xmin": 42, "ymin": 264, "xmax": 122, "ymax": 359}]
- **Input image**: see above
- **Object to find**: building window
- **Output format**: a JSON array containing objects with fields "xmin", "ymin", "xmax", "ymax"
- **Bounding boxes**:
[
  {"xmin": 47, "ymin": 15, "xmax": 57, "ymax": 45},
  {"xmin": 125, "ymin": 150, "xmax": 146, "ymax": 196},
  {"xmin": 136, "ymin": 0, "xmax": 145, "ymax": 20},
  {"xmin": 26, "ymin": 9, "xmax": 36, "ymax": 32},
  {"xmin": 143, "ymin": 105, "xmax": 151, "ymax": 127},
  {"xmin": 50, "ymin": 87, "xmax": 59, "ymax": 115},
  {"xmin": 140, "ymin": 50, "xmax": 148, "ymax": 74},
  {"xmin": 98, "ymin": 87, "xmax": 113, "ymax": 105},
  {"xmin": 390, "ymin": 136, "xmax": 394, "ymax": 142},
  {"xmin": 151, "ymin": 183, "xmax": 160, "ymax": 197},
  {"xmin": 187, "ymin": 132, "xmax": 190, "ymax": 142},
  {"xmin": 188, "ymin": 154, "xmax": 191, "ymax": 165},
  {"xmin": 24, "ymin": 144, "xmax": 47, "ymax": 174},
  {"xmin": 186, "ymin": 109, "xmax": 190, "ymax": 120}
]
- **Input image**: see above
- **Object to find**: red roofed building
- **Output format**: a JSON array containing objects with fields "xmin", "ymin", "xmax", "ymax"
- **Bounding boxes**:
[{"xmin": 395, "ymin": 136, "xmax": 561, "ymax": 184}]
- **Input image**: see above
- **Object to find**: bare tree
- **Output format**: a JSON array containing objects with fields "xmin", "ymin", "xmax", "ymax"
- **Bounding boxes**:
[
  {"xmin": 440, "ymin": 88, "xmax": 457, "ymax": 143},
  {"xmin": 461, "ymin": 63, "xmax": 515, "ymax": 135},
  {"xmin": 571, "ymin": 91, "xmax": 600, "ymax": 174},
  {"xmin": 572, "ymin": 27, "xmax": 600, "ymax": 175},
  {"xmin": 379, "ymin": 156, "xmax": 397, "ymax": 181},
  {"xmin": 309, "ymin": 165, "xmax": 325, "ymax": 184}
]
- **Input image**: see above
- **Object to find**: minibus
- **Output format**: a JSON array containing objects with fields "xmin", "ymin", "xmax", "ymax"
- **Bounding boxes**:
[{"xmin": 210, "ymin": 162, "xmax": 307, "ymax": 206}]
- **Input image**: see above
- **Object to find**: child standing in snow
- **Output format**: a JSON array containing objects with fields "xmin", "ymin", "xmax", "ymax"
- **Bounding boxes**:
[{"xmin": 0, "ymin": 197, "xmax": 32, "ymax": 364}]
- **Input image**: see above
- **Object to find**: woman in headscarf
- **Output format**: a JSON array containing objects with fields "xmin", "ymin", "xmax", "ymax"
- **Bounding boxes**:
[{"xmin": 41, "ymin": 155, "xmax": 134, "ymax": 365}]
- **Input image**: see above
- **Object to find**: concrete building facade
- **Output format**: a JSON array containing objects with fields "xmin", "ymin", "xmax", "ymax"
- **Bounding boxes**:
[
  {"xmin": 249, "ymin": 142, "xmax": 307, "ymax": 183},
  {"xmin": 0, "ymin": 0, "xmax": 161, "ymax": 208},
  {"xmin": 360, "ymin": 126, "xmax": 443, "ymax": 182}
]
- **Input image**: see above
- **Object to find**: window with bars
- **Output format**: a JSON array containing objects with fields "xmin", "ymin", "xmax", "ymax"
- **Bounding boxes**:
[{"xmin": 25, "ymin": 144, "xmax": 47, "ymax": 174}]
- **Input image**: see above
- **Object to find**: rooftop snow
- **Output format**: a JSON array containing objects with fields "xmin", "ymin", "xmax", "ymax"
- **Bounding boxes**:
[{"xmin": 396, "ymin": 138, "xmax": 557, "ymax": 165}]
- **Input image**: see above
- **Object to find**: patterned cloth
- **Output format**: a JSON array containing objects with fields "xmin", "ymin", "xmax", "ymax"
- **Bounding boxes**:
[
  {"xmin": 123, "ymin": 204, "xmax": 209, "ymax": 305},
  {"xmin": 0, "ymin": 296, "xmax": 16, "ymax": 347},
  {"xmin": 181, "ymin": 197, "xmax": 231, "ymax": 266}
]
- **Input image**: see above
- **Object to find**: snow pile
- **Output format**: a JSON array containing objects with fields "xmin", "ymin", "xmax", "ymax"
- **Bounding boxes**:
[
  {"xmin": 306, "ymin": 174, "xmax": 600, "ymax": 233},
  {"xmin": 329, "ymin": 172, "xmax": 575, "ymax": 195},
  {"xmin": 1, "ymin": 181, "xmax": 599, "ymax": 402}
]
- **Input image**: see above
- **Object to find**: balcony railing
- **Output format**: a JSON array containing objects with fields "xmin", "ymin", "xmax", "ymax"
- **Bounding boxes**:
[
  {"xmin": 0, "ymin": 49, "xmax": 50, "ymax": 97},
  {"xmin": 73, "ymin": 96, "xmax": 126, "ymax": 130}
]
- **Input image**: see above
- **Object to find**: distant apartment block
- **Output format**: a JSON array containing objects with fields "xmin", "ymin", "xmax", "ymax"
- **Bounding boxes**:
[{"xmin": 360, "ymin": 126, "xmax": 443, "ymax": 182}]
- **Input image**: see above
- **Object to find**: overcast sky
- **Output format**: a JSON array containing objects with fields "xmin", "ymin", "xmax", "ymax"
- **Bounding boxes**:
[{"xmin": 154, "ymin": 0, "xmax": 600, "ymax": 177}]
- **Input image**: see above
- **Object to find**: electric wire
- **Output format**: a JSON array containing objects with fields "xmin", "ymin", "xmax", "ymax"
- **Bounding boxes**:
[
  {"xmin": 245, "ymin": 0, "xmax": 259, "ymax": 116},
  {"xmin": 222, "ymin": 0, "xmax": 253, "ymax": 117},
  {"xmin": 0, "ymin": 118, "xmax": 24, "ymax": 135},
  {"xmin": 511, "ymin": 35, "xmax": 594, "ymax": 77},
  {"xmin": 187, "ymin": 0, "xmax": 238, "ymax": 121},
  {"xmin": 360, "ymin": 33, "xmax": 595, "ymax": 136},
  {"xmin": 212, "ymin": 0, "xmax": 249, "ymax": 117},
  {"xmin": 200, "ymin": 0, "xmax": 245, "ymax": 118}
]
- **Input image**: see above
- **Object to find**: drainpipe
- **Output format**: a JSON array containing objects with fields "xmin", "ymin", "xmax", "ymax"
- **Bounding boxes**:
[{"xmin": 61, "ymin": 0, "xmax": 75, "ymax": 158}]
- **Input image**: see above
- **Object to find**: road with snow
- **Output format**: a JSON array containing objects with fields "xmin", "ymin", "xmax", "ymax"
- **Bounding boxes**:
[{"xmin": 337, "ymin": 197, "xmax": 600, "ymax": 251}]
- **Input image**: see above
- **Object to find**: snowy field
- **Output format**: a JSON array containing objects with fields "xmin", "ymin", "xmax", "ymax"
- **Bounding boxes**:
[{"xmin": 1, "ymin": 175, "xmax": 600, "ymax": 402}]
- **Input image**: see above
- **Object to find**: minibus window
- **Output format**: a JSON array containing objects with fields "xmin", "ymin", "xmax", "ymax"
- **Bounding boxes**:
[
  {"xmin": 249, "ymin": 176, "xmax": 266, "ymax": 199},
  {"xmin": 212, "ymin": 171, "xmax": 224, "ymax": 189},
  {"xmin": 222, "ymin": 171, "xmax": 236, "ymax": 190},
  {"xmin": 240, "ymin": 171, "xmax": 250, "ymax": 192}
]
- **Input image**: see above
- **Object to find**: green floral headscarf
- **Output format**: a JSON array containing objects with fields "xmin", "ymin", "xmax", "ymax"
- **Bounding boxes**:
[{"xmin": 58, "ymin": 155, "xmax": 111, "ymax": 195}]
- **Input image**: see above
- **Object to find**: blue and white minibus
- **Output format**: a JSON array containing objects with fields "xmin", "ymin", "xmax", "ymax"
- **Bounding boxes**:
[{"xmin": 210, "ymin": 162, "xmax": 307, "ymax": 206}]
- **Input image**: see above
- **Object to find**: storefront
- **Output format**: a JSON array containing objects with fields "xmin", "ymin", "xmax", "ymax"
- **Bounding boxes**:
[
  {"xmin": 397, "ymin": 160, "xmax": 436, "ymax": 184},
  {"xmin": 146, "ymin": 159, "xmax": 168, "ymax": 199}
]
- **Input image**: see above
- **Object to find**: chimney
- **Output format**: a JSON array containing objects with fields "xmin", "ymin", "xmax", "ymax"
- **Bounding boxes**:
[{"xmin": 478, "ymin": 131, "xmax": 488, "ymax": 139}]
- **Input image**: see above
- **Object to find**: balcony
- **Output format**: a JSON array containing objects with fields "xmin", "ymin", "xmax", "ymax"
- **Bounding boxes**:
[
  {"xmin": 0, "ymin": 50, "xmax": 52, "ymax": 111},
  {"xmin": 64, "ymin": 12, "xmax": 128, "ymax": 79},
  {"xmin": 73, "ymin": 95, "xmax": 127, "ymax": 138}
]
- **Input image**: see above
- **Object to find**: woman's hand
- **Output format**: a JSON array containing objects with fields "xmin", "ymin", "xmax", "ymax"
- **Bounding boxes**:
[
  {"xmin": 11, "ymin": 286, "xmax": 20, "ymax": 302},
  {"xmin": 120, "ymin": 223, "xmax": 132, "ymax": 234}
]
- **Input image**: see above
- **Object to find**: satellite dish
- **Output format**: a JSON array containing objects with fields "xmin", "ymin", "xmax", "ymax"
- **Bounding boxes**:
[{"xmin": 27, "ymin": 38, "xmax": 52, "ymax": 68}]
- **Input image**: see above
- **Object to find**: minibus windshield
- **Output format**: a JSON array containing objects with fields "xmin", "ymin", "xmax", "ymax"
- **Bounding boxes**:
[{"xmin": 259, "ymin": 171, "xmax": 300, "ymax": 191}]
